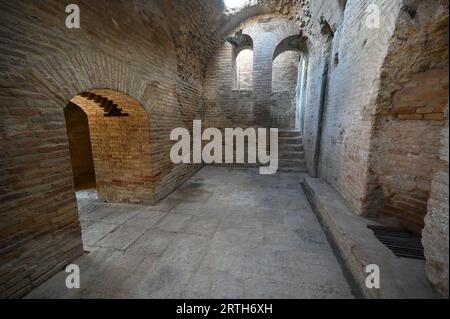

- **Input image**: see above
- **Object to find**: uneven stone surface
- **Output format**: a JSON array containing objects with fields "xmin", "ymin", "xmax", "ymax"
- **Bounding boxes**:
[
  {"xmin": 422, "ymin": 105, "xmax": 449, "ymax": 298},
  {"xmin": 25, "ymin": 167, "xmax": 354, "ymax": 299},
  {"xmin": 302, "ymin": 176, "xmax": 437, "ymax": 299}
]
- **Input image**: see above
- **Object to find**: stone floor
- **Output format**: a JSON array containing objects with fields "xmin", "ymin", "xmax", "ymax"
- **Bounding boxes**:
[{"xmin": 26, "ymin": 167, "xmax": 354, "ymax": 299}]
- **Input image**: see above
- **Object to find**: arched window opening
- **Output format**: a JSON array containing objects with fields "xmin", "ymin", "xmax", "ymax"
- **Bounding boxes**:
[
  {"xmin": 229, "ymin": 32, "xmax": 254, "ymax": 91},
  {"xmin": 234, "ymin": 49, "xmax": 253, "ymax": 91},
  {"xmin": 272, "ymin": 51, "xmax": 301, "ymax": 93}
]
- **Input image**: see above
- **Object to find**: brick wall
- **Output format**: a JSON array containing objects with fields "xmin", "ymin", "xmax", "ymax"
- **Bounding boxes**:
[
  {"xmin": 0, "ymin": 0, "xmax": 223, "ymax": 297},
  {"xmin": 370, "ymin": 0, "xmax": 449, "ymax": 234},
  {"xmin": 302, "ymin": 0, "xmax": 448, "ymax": 236},
  {"xmin": 300, "ymin": 0, "xmax": 346, "ymax": 175},
  {"xmin": 303, "ymin": 0, "xmax": 403, "ymax": 215},
  {"xmin": 301, "ymin": 0, "xmax": 448, "ymax": 295},
  {"xmin": 70, "ymin": 91, "xmax": 154, "ymax": 204},
  {"xmin": 1, "ymin": 0, "xmax": 448, "ymax": 298},
  {"xmin": 375, "ymin": 67, "xmax": 449, "ymax": 233},
  {"xmin": 422, "ymin": 104, "xmax": 449, "ymax": 298},
  {"xmin": 204, "ymin": 15, "xmax": 304, "ymax": 129}
]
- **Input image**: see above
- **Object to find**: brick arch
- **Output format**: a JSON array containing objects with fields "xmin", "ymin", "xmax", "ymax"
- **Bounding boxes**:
[
  {"xmin": 0, "ymin": 44, "xmax": 194, "ymax": 296},
  {"xmin": 272, "ymin": 35, "xmax": 308, "ymax": 61},
  {"xmin": 241, "ymin": 16, "xmax": 301, "ymax": 45},
  {"xmin": 230, "ymin": 33, "xmax": 254, "ymax": 55},
  {"xmin": 0, "ymin": 0, "xmax": 205, "ymax": 298},
  {"xmin": 204, "ymin": 14, "xmax": 309, "ymax": 127},
  {"xmin": 271, "ymin": 35, "xmax": 308, "ymax": 129},
  {"xmin": 67, "ymin": 89, "xmax": 154, "ymax": 204},
  {"xmin": 218, "ymin": 0, "xmax": 301, "ymax": 38},
  {"xmin": 227, "ymin": 33, "xmax": 254, "ymax": 91},
  {"xmin": 29, "ymin": 49, "xmax": 190, "ymax": 200},
  {"xmin": 30, "ymin": 50, "xmax": 171, "ymax": 114}
]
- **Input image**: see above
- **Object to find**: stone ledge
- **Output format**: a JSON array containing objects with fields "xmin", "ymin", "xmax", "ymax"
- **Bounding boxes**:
[{"xmin": 301, "ymin": 176, "xmax": 437, "ymax": 299}]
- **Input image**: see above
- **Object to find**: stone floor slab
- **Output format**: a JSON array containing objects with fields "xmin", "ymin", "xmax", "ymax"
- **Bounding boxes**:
[{"xmin": 26, "ymin": 167, "xmax": 354, "ymax": 299}]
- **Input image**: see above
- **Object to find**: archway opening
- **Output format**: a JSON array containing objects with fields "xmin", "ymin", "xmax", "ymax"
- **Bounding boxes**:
[
  {"xmin": 64, "ymin": 89, "xmax": 154, "ymax": 231},
  {"xmin": 272, "ymin": 36, "xmax": 308, "ymax": 129},
  {"xmin": 230, "ymin": 33, "xmax": 254, "ymax": 91}
]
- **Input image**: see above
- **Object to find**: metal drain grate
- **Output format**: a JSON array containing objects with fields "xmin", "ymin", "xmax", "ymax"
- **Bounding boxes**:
[{"xmin": 368, "ymin": 225, "xmax": 425, "ymax": 260}]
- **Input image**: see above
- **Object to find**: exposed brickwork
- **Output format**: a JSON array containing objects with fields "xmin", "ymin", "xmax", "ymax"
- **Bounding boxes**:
[
  {"xmin": 377, "ymin": 68, "xmax": 449, "ymax": 232},
  {"xmin": 0, "ymin": 0, "xmax": 219, "ymax": 298},
  {"xmin": 300, "ymin": 0, "xmax": 448, "ymax": 295},
  {"xmin": 204, "ymin": 15, "xmax": 304, "ymax": 129},
  {"xmin": 392, "ymin": 68, "xmax": 448, "ymax": 121},
  {"xmin": 70, "ymin": 90, "xmax": 154, "ymax": 204},
  {"xmin": 0, "ymin": 0, "xmax": 448, "ymax": 299},
  {"xmin": 304, "ymin": 0, "xmax": 403, "ymax": 215},
  {"xmin": 369, "ymin": 1, "xmax": 449, "ymax": 234},
  {"xmin": 302, "ymin": 0, "xmax": 448, "ymax": 237}
]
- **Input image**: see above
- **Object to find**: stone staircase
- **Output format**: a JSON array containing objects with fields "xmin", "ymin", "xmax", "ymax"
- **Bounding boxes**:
[{"xmin": 277, "ymin": 129, "xmax": 307, "ymax": 173}]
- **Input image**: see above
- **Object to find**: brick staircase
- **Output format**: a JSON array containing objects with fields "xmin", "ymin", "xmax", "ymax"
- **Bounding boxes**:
[{"xmin": 278, "ymin": 129, "xmax": 307, "ymax": 173}]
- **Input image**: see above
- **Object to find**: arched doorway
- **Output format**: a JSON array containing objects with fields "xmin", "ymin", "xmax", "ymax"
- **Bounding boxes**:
[
  {"xmin": 272, "ymin": 35, "xmax": 308, "ymax": 129},
  {"xmin": 64, "ymin": 89, "xmax": 153, "ymax": 207}
]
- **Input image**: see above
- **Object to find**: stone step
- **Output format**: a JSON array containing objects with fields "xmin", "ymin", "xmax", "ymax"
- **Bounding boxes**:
[
  {"xmin": 279, "ymin": 158, "xmax": 306, "ymax": 167},
  {"xmin": 278, "ymin": 136, "xmax": 303, "ymax": 144},
  {"xmin": 278, "ymin": 166, "xmax": 307, "ymax": 173},
  {"xmin": 279, "ymin": 144, "xmax": 303, "ymax": 152},
  {"xmin": 278, "ymin": 151, "xmax": 305, "ymax": 160},
  {"xmin": 278, "ymin": 129, "xmax": 302, "ymax": 138}
]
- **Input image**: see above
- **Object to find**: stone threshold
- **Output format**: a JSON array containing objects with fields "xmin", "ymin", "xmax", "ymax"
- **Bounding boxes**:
[{"xmin": 301, "ymin": 176, "xmax": 437, "ymax": 299}]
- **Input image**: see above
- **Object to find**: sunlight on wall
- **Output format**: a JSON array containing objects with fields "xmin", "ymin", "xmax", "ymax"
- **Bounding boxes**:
[
  {"xmin": 235, "ymin": 49, "xmax": 253, "ymax": 90},
  {"xmin": 224, "ymin": 0, "xmax": 256, "ymax": 11}
]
